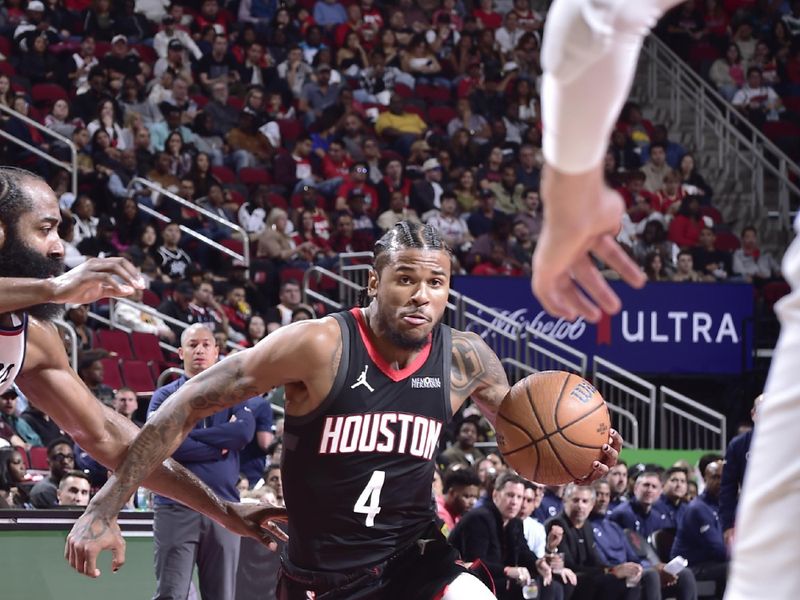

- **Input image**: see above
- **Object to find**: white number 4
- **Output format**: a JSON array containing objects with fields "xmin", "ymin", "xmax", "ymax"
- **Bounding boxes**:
[{"xmin": 354, "ymin": 470, "xmax": 385, "ymax": 527}]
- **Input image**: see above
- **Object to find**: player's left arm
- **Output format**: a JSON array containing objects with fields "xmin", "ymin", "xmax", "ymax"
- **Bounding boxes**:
[{"xmin": 449, "ymin": 329, "xmax": 621, "ymax": 479}]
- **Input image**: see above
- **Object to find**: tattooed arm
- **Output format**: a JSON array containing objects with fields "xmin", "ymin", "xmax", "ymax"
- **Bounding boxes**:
[
  {"xmin": 68, "ymin": 317, "xmax": 341, "ymax": 576},
  {"xmin": 450, "ymin": 329, "xmax": 511, "ymax": 426}
]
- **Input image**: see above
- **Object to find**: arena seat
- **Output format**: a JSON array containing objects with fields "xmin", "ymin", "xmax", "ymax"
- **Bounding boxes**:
[
  {"xmin": 141, "ymin": 288, "xmax": 160, "ymax": 307},
  {"xmin": 239, "ymin": 167, "xmax": 271, "ymax": 186},
  {"xmin": 95, "ymin": 329, "xmax": 134, "ymax": 359},
  {"xmin": 100, "ymin": 357, "xmax": 124, "ymax": 390},
  {"xmin": 714, "ymin": 231, "xmax": 741, "ymax": 252},
  {"xmin": 278, "ymin": 119, "xmax": 304, "ymax": 145},
  {"xmin": 131, "ymin": 332, "xmax": 166, "ymax": 364},
  {"xmin": 31, "ymin": 83, "xmax": 68, "ymax": 109},
  {"xmin": 121, "ymin": 360, "xmax": 156, "ymax": 394},
  {"xmin": 651, "ymin": 527, "xmax": 676, "ymax": 563},
  {"xmin": 29, "ymin": 446, "xmax": 48, "ymax": 471},
  {"xmin": 212, "ymin": 165, "xmax": 236, "ymax": 184},
  {"xmin": 428, "ymin": 106, "xmax": 458, "ymax": 128}
]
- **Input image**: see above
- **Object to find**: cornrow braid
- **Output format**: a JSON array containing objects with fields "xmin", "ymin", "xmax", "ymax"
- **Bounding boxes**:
[
  {"xmin": 358, "ymin": 221, "xmax": 453, "ymax": 306},
  {"xmin": 0, "ymin": 167, "xmax": 41, "ymax": 230}
]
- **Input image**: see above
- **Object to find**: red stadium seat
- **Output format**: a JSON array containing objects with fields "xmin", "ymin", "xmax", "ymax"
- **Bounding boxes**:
[
  {"xmin": 781, "ymin": 96, "xmax": 800, "ymax": 114},
  {"xmin": 238, "ymin": 167, "xmax": 271, "ymax": 186},
  {"xmin": 133, "ymin": 44, "xmax": 156, "ymax": 64},
  {"xmin": 0, "ymin": 37, "xmax": 11, "ymax": 59},
  {"xmin": 0, "ymin": 62, "xmax": 15, "ymax": 77},
  {"xmin": 93, "ymin": 41, "xmax": 111, "ymax": 57},
  {"xmin": 700, "ymin": 206, "xmax": 722, "ymax": 224},
  {"xmin": 714, "ymin": 231, "xmax": 741, "ymax": 252},
  {"xmin": 191, "ymin": 94, "xmax": 210, "ymax": 109},
  {"xmin": 31, "ymin": 83, "xmax": 68, "ymax": 109},
  {"xmin": 428, "ymin": 106, "xmax": 457, "ymax": 128},
  {"xmin": 403, "ymin": 105, "xmax": 426, "ymax": 119},
  {"xmin": 141, "ymin": 288, "xmax": 160, "ymax": 307},
  {"xmin": 131, "ymin": 332, "xmax": 166, "ymax": 364},
  {"xmin": 227, "ymin": 96, "xmax": 244, "ymax": 111},
  {"xmin": 278, "ymin": 119, "xmax": 304, "ymax": 145},
  {"xmin": 212, "ymin": 165, "xmax": 236, "ymax": 184},
  {"xmin": 266, "ymin": 193, "xmax": 288, "ymax": 210},
  {"xmin": 220, "ymin": 238, "xmax": 245, "ymax": 257},
  {"xmin": 121, "ymin": 360, "xmax": 156, "ymax": 394},
  {"xmin": 29, "ymin": 447, "xmax": 48, "ymax": 471},
  {"xmin": 227, "ymin": 189, "xmax": 245, "ymax": 206},
  {"xmin": 394, "ymin": 83, "xmax": 413, "ymax": 98},
  {"xmin": 95, "ymin": 329, "xmax": 134, "ymax": 359},
  {"xmin": 100, "ymin": 358, "xmax": 124, "ymax": 390},
  {"xmin": 280, "ymin": 267, "xmax": 307, "ymax": 285}
]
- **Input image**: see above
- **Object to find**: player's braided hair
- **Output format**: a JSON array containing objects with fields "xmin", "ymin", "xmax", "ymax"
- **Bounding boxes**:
[
  {"xmin": 0, "ymin": 167, "xmax": 41, "ymax": 230},
  {"xmin": 358, "ymin": 221, "xmax": 453, "ymax": 306}
]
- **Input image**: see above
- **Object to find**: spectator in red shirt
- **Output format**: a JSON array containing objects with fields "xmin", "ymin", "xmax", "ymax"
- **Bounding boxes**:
[
  {"xmin": 621, "ymin": 170, "xmax": 659, "ymax": 213},
  {"xmin": 473, "ymin": 0, "xmax": 502, "ymax": 30},
  {"xmin": 221, "ymin": 284, "xmax": 251, "ymax": 336},
  {"xmin": 669, "ymin": 196, "xmax": 706, "ymax": 249},
  {"xmin": 471, "ymin": 241, "xmax": 524, "ymax": 276},
  {"xmin": 655, "ymin": 169, "xmax": 685, "ymax": 217},
  {"xmin": 437, "ymin": 468, "xmax": 481, "ymax": 535},
  {"xmin": 334, "ymin": 161, "xmax": 379, "ymax": 215},
  {"xmin": 328, "ymin": 211, "xmax": 373, "ymax": 253},
  {"xmin": 321, "ymin": 139, "xmax": 352, "ymax": 181}
]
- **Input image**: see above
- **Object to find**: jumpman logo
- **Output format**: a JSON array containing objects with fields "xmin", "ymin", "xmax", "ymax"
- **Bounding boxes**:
[{"xmin": 351, "ymin": 365, "xmax": 375, "ymax": 393}]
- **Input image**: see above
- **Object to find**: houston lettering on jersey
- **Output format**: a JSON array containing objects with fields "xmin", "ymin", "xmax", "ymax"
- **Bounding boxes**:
[{"xmin": 319, "ymin": 412, "xmax": 443, "ymax": 459}]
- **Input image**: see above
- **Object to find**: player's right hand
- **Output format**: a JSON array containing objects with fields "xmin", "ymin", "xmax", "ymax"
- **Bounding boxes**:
[
  {"xmin": 533, "ymin": 165, "xmax": 646, "ymax": 323},
  {"xmin": 51, "ymin": 257, "xmax": 145, "ymax": 306},
  {"xmin": 65, "ymin": 510, "xmax": 126, "ymax": 578}
]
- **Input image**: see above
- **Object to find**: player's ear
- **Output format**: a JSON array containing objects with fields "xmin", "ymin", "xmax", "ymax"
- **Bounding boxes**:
[
  {"xmin": 0, "ymin": 219, "xmax": 6, "ymax": 250},
  {"xmin": 367, "ymin": 268, "xmax": 379, "ymax": 298}
]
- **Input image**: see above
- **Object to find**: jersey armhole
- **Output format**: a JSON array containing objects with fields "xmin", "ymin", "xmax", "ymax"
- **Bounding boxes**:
[
  {"xmin": 284, "ymin": 312, "xmax": 351, "ymax": 426},
  {"xmin": 441, "ymin": 325, "xmax": 453, "ymax": 423}
]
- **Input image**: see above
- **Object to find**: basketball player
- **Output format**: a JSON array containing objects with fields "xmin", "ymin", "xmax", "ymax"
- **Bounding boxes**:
[
  {"xmin": 0, "ymin": 167, "xmax": 284, "ymax": 572},
  {"xmin": 535, "ymin": 2, "xmax": 800, "ymax": 599},
  {"xmin": 69, "ymin": 222, "xmax": 622, "ymax": 599}
]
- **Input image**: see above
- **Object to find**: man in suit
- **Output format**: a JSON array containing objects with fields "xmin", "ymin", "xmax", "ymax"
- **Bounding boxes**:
[{"xmin": 546, "ymin": 484, "xmax": 642, "ymax": 600}]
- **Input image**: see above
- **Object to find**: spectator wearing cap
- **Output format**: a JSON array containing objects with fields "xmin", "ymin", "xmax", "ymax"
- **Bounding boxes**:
[
  {"xmin": 410, "ymin": 158, "xmax": 444, "ymax": 217},
  {"xmin": 345, "ymin": 189, "xmax": 377, "ymax": 242},
  {"xmin": 13, "ymin": 0, "xmax": 58, "ymax": 52},
  {"xmin": 154, "ymin": 14, "xmax": 203, "ymax": 60},
  {"xmin": 197, "ymin": 33, "xmax": 240, "ymax": 94},
  {"xmin": 375, "ymin": 95, "xmax": 428, "ymax": 156},
  {"xmin": 71, "ymin": 66, "xmax": 115, "ymax": 124},
  {"xmin": 334, "ymin": 162, "xmax": 379, "ymax": 214},
  {"xmin": 0, "ymin": 387, "xmax": 43, "ymax": 448},
  {"xmin": 158, "ymin": 281, "xmax": 198, "ymax": 338},
  {"xmin": 298, "ymin": 63, "xmax": 342, "ymax": 127},
  {"xmin": 468, "ymin": 189, "xmax": 502, "ymax": 238},
  {"xmin": 153, "ymin": 39, "xmax": 193, "ymax": 84},
  {"xmin": 226, "ymin": 107, "xmax": 273, "ymax": 172}
]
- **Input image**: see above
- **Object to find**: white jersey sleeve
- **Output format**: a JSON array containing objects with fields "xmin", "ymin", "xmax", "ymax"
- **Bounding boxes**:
[{"xmin": 541, "ymin": 0, "xmax": 684, "ymax": 174}]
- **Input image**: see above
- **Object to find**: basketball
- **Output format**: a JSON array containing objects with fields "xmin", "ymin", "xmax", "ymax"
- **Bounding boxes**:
[{"xmin": 495, "ymin": 371, "xmax": 611, "ymax": 485}]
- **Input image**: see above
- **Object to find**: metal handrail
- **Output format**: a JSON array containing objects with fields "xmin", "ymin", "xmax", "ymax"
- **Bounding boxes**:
[
  {"xmin": 0, "ymin": 103, "xmax": 78, "ymax": 197},
  {"xmin": 659, "ymin": 386, "xmax": 727, "ymax": 451},
  {"xmin": 127, "ymin": 177, "xmax": 250, "ymax": 272},
  {"xmin": 641, "ymin": 35, "xmax": 800, "ymax": 228},
  {"xmin": 606, "ymin": 404, "xmax": 640, "ymax": 450},
  {"xmin": 54, "ymin": 318, "xmax": 78, "ymax": 372}
]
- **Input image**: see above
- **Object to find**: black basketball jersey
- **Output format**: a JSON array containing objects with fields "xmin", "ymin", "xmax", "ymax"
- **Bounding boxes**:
[{"xmin": 282, "ymin": 308, "xmax": 453, "ymax": 572}]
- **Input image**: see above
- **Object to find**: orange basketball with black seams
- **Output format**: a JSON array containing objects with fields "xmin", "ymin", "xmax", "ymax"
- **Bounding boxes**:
[{"xmin": 495, "ymin": 371, "xmax": 610, "ymax": 485}]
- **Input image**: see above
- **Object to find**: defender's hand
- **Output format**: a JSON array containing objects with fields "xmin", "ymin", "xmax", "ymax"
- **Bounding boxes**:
[
  {"xmin": 533, "ymin": 165, "xmax": 646, "ymax": 323},
  {"xmin": 223, "ymin": 501, "xmax": 289, "ymax": 550},
  {"xmin": 65, "ymin": 510, "xmax": 126, "ymax": 578},
  {"xmin": 574, "ymin": 429, "xmax": 622, "ymax": 484},
  {"xmin": 52, "ymin": 257, "xmax": 145, "ymax": 305}
]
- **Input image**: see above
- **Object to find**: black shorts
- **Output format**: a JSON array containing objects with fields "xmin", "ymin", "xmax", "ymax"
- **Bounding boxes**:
[{"xmin": 276, "ymin": 523, "xmax": 467, "ymax": 600}]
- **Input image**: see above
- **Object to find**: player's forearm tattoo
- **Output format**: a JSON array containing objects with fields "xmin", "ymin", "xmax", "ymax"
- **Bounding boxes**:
[
  {"xmin": 91, "ymin": 353, "xmax": 260, "ymax": 516},
  {"xmin": 450, "ymin": 331, "xmax": 510, "ymax": 415}
]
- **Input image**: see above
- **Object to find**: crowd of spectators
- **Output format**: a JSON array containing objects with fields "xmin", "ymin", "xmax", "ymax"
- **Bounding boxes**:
[{"xmin": 658, "ymin": 0, "xmax": 800, "ymax": 154}]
